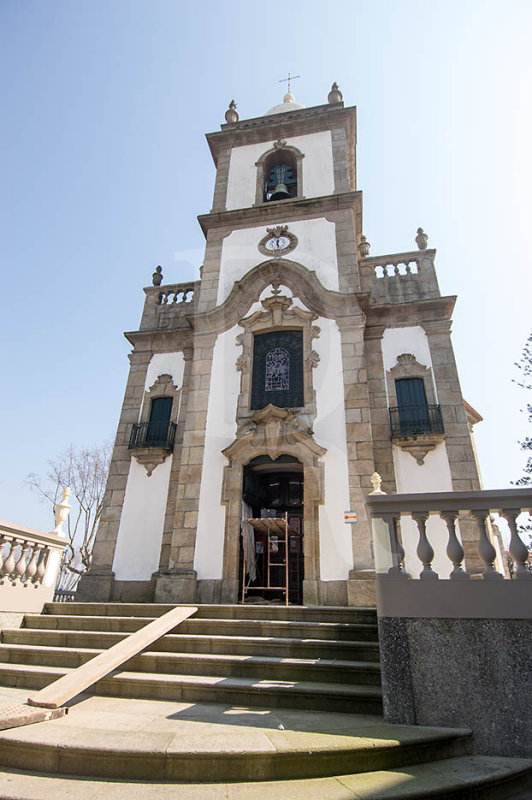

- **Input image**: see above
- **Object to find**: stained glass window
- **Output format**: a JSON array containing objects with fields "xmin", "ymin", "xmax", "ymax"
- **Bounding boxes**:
[
  {"xmin": 251, "ymin": 331, "xmax": 303, "ymax": 409},
  {"xmin": 265, "ymin": 348, "xmax": 289, "ymax": 391}
]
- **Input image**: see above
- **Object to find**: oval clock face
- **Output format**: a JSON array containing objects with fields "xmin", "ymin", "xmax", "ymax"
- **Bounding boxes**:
[
  {"xmin": 258, "ymin": 229, "xmax": 298, "ymax": 256},
  {"xmin": 265, "ymin": 235, "xmax": 291, "ymax": 251}
]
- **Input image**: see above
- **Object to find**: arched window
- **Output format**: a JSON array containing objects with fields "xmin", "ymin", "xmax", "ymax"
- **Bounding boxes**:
[{"xmin": 263, "ymin": 149, "xmax": 297, "ymax": 202}]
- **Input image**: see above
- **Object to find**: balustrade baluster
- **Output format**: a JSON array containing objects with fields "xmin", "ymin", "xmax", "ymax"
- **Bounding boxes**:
[
  {"xmin": 441, "ymin": 511, "xmax": 470, "ymax": 579},
  {"xmin": 412, "ymin": 513, "xmax": 438, "ymax": 579},
  {"xmin": 502, "ymin": 509, "xmax": 532, "ymax": 580},
  {"xmin": 24, "ymin": 546, "xmax": 40, "ymax": 585},
  {"xmin": 472, "ymin": 512, "xmax": 503, "ymax": 580},
  {"xmin": 385, "ymin": 515, "xmax": 409, "ymax": 577},
  {"xmin": 13, "ymin": 540, "xmax": 30, "ymax": 582},
  {"xmin": 2, "ymin": 537, "xmax": 17, "ymax": 581},
  {"xmin": 0, "ymin": 533, "xmax": 8, "ymax": 573},
  {"xmin": 405, "ymin": 262, "xmax": 412, "ymax": 274},
  {"xmin": 34, "ymin": 545, "xmax": 48, "ymax": 585},
  {"xmin": 393, "ymin": 263, "xmax": 400, "ymax": 276}
]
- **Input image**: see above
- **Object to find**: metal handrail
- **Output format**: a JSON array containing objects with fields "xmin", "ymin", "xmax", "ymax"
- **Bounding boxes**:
[
  {"xmin": 128, "ymin": 421, "xmax": 177, "ymax": 451},
  {"xmin": 389, "ymin": 404, "xmax": 444, "ymax": 437}
]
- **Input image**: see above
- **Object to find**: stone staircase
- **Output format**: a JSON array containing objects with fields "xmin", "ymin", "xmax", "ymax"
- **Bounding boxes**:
[{"xmin": 0, "ymin": 602, "xmax": 530, "ymax": 798}]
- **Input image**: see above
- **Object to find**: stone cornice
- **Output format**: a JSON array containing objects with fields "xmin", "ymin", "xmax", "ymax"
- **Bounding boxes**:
[
  {"xmin": 364, "ymin": 296, "xmax": 457, "ymax": 328},
  {"xmin": 198, "ymin": 191, "xmax": 361, "ymax": 236},
  {"xmin": 206, "ymin": 104, "xmax": 356, "ymax": 166}
]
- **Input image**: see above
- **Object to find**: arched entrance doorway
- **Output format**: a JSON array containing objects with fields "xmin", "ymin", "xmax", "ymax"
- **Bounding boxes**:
[
  {"xmin": 241, "ymin": 455, "xmax": 303, "ymax": 605},
  {"xmin": 221, "ymin": 405, "xmax": 327, "ymax": 606}
]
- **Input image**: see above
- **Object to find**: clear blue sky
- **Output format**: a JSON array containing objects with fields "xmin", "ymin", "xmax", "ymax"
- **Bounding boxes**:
[{"xmin": 1, "ymin": 0, "xmax": 531, "ymax": 531}]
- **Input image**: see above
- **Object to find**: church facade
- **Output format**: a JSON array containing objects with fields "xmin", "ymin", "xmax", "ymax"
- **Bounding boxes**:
[{"xmin": 78, "ymin": 84, "xmax": 483, "ymax": 607}]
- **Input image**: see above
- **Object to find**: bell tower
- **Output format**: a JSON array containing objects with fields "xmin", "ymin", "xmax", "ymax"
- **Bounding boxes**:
[{"xmin": 78, "ymin": 83, "xmax": 483, "ymax": 607}]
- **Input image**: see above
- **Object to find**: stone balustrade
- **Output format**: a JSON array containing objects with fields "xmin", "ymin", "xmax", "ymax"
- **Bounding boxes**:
[
  {"xmin": 359, "ymin": 249, "xmax": 440, "ymax": 301},
  {"xmin": 156, "ymin": 283, "xmax": 196, "ymax": 305},
  {"xmin": 0, "ymin": 520, "xmax": 68, "ymax": 613},
  {"xmin": 367, "ymin": 487, "xmax": 532, "ymax": 756},
  {"xmin": 139, "ymin": 281, "xmax": 200, "ymax": 331},
  {"xmin": 366, "ymin": 487, "xmax": 532, "ymax": 582}
]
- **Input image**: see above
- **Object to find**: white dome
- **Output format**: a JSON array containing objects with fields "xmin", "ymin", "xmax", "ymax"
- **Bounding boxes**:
[{"xmin": 265, "ymin": 92, "xmax": 306, "ymax": 116}]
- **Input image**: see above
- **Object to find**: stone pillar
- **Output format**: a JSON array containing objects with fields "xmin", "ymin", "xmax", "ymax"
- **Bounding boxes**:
[
  {"xmin": 210, "ymin": 148, "xmax": 231, "ymax": 212},
  {"xmin": 156, "ymin": 346, "xmax": 194, "ymax": 573},
  {"xmin": 77, "ymin": 350, "xmax": 152, "ymax": 601},
  {"xmin": 195, "ymin": 228, "xmax": 230, "ymax": 314},
  {"xmin": 365, "ymin": 326, "xmax": 397, "ymax": 494},
  {"xmin": 154, "ymin": 332, "xmax": 217, "ymax": 603},
  {"xmin": 332, "ymin": 208, "xmax": 360, "ymax": 294},
  {"xmin": 423, "ymin": 319, "xmax": 484, "ymax": 573},
  {"xmin": 337, "ymin": 315, "xmax": 377, "ymax": 607}
]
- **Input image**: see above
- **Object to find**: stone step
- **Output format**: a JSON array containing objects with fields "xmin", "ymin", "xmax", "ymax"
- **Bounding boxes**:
[
  {"xmin": 0, "ymin": 756, "xmax": 530, "ymax": 799},
  {"xmin": 0, "ymin": 643, "xmax": 382, "ymax": 685},
  {"xmin": 23, "ymin": 614, "xmax": 379, "ymax": 641},
  {"xmin": 0, "ymin": 689, "xmax": 469, "ymax": 782},
  {"xmin": 2, "ymin": 627, "xmax": 381, "ymax": 660},
  {"xmin": 45, "ymin": 602, "xmax": 377, "ymax": 625},
  {"xmin": 0, "ymin": 662, "xmax": 383, "ymax": 713}
]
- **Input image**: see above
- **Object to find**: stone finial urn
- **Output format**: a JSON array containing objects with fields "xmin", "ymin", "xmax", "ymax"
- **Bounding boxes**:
[
  {"xmin": 152, "ymin": 265, "xmax": 163, "ymax": 286},
  {"xmin": 53, "ymin": 487, "xmax": 72, "ymax": 537},
  {"xmin": 225, "ymin": 100, "xmax": 239, "ymax": 124},
  {"xmin": 415, "ymin": 227, "xmax": 428, "ymax": 250},
  {"xmin": 359, "ymin": 235, "xmax": 371, "ymax": 257},
  {"xmin": 328, "ymin": 82, "xmax": 343, "ymax": 104}
]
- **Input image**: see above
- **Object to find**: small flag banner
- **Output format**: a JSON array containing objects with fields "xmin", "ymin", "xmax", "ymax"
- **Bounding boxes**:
[{"xmin": 344, "ymin": 511, "xmax": 357, "ymax": 524}]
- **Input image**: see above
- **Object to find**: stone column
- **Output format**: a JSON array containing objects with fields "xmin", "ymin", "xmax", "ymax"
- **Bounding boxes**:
[
  {"xmin": 77, "ymin": 350, "xmax": 152, "ymax": 601},
  {"xmin": 337, "ymin": 316, "xmax": 377, "ymax": 607},
  {"xmin": 154, "ymin": 332, "xmax": 217, "ymax": 603},
  {"xmin": 423, "ymin": 319, "xmax": 484, "ymax": 573}
]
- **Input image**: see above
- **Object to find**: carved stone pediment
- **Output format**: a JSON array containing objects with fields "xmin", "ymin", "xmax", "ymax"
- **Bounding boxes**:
[
  {"xmin": 223, "ymin": 405, "xmax": 326, "ymax": 464},
  {"xmin": 392, "ymin": 433, "xmax": 445, "ymax": 465}
]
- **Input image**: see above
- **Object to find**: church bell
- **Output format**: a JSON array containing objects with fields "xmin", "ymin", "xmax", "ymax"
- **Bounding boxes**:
[{"xmin": 270, "ymin": 183, "xmax": 291, "ymax": 201}]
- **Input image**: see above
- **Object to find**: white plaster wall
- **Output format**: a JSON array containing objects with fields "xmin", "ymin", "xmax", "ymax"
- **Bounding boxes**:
[
  {"xmin": 225, "ymin": 132, "xmax": 334, "ymax": 210},
  {"xmin": 194, "ymin": 327, "xmax": 241, "ymax": 579},
  {"xmin": 141, "ymin": 352, "xmax": 185, "ymax": 418},
  {"xmin": 217, "ymin": 219, "xmax": 338, "ymax": 305},
  {"xmin": 112, "ymin": 456, "xmax": 172, "ymax": 580},
  {"xmin": 381, "ymin": 326, "xmax": 437, "ymax": 403},
  {"xmin": 382, "ymin": 325, "xmax": 458, "ymax": 577},
  {"xmin": 313, "ymin": 318, "xmax": 353, "ymax": 580}
]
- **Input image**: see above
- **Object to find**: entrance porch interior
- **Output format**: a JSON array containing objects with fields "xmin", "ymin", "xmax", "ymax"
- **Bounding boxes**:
[{"xmin": 241, "ymin": 455, "xmax": 303, "ymax": 605}]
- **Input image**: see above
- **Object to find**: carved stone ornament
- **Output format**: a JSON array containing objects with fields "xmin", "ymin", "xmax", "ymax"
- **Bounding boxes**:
[
  {"xmin": 223, "ymin": 404, "xmax": 326, "ymax": 464},
  {"xmin": 327, "ymin": 82, "xmax": 343, "ymax": 104},
  {"xmin": 415, "ymin": 227, "xmax": 428, "ymax": 250},
  {"xmin": 393, "ymin": 434, "xmax": 445, "ymax": 466},
  {"xmin": 235, "ymin": 355, "xmax": 248, "ymax": 373},
  {"xmin": 273, "ymin": 139, "xmax": 287, "ymax": 149},
  {"xmin": 225, "ymin": 100, "xmax": 239, "ymax": 124},
  {"xmin": 132, "ymin": 451, "xmax": 169, "ymax": 477},
  {"xmin": 306, "ymin": 350, "xmax": 320, "ymax": 369},
  {"xmin": 258, "ymin": 226, "xmax": 298, "ymax": 257}
]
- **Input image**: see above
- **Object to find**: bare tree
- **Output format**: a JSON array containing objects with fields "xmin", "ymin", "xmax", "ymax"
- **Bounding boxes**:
[
  {"xmin": 512, "ymin": 332, "xmax": 532, "ymax": 558},
  {"xmin": 27, "ymin": 441, "xmax": 112, "ymax": 587}
]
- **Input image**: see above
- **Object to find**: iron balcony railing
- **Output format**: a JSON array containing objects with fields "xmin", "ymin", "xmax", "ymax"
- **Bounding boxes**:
[
  {"xmin": 128, "ymin": 421, "xmax": 177, "ymax": 451},
  {"xmin": 389, "ymin": 404, "xmax": 444, "ymax": 437}
]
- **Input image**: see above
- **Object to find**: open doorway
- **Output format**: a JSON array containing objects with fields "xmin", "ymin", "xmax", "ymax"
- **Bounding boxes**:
[{"xmin": 240, "ymin": 455, "xmax": 304, "ymax": 605}]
